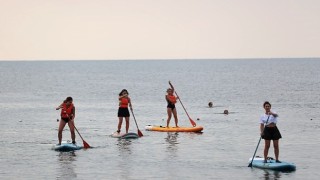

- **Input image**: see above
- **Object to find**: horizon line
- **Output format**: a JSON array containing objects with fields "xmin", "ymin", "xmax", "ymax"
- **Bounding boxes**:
[{"xmin": 0, "ymin": 57, "xmax": 319, "ymax": 62}]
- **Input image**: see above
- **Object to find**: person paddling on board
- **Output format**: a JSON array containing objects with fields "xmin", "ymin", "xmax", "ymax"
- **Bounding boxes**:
[
  {"xmin": 117, "ymin": 89, "xmax": 132, "ymax": 134},
  {"xmin": 260, "ymin": 101, "xmax": 282, "ymax": 163},
  {"xmin": 166, "ymin": 81, "xmax": 179, "ymax": 127},
  {"xmin": 56, "ymin": 97, "xmax": 76, "ymax": 145}
]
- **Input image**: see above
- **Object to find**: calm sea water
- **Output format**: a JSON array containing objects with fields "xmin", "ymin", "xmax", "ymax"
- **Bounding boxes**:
[{"xmin": 0, "ymin": 59, "xmax": 319, "ymax": 179}]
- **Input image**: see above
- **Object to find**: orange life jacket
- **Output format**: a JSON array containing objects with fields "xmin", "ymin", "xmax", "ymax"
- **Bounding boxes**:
[
  {"xmin": 167, "ymin": 95, "xmax": 176, "ymax": 104},
  {"xmin": 119, "ymin": 98, "xmax": 129, "ymax": 108},
  {"xmin": 61, "ymin": 103, "xmax": 74, "ymax": 119}
]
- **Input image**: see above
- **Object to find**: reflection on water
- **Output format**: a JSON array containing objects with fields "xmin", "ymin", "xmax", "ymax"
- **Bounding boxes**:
[
  {"xmin": 262, "ymin": 169, "xmax": 282, "ymax": 180},
  {"xmin": 56, "ymin": 152, "xmax": 77, "ymax": 180},
  {"xmin": 165, "ymin": 132, "xmax": 179, "ymax": 156},
  {"xmin": 116, "ymin": 139, "xmax": 133, "ymax": 179},
  {"xmin": 116, "ymin": 139, "xmax": 133, "ymax": 155}
]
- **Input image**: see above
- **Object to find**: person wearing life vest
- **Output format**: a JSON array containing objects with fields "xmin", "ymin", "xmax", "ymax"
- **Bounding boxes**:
[
  {"xmin": 56, "ymin": 97, "xmax": 76, "ymax": 145},
  {"xmin": 117, "ymin": 89, "xmax": 132, "ymax": 134},
  {"xmin": 166, "ymin": 81, "xmax": 179, "ymax": 127}
]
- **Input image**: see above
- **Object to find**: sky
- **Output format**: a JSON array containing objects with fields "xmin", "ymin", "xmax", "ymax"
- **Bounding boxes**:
[{"xmin": 0, "ymin": 0, "xmax": 319, "ymax": 60}]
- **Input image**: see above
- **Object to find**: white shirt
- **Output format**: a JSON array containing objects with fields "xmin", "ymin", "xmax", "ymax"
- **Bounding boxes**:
[{"xmin": 260, "ymin": 112, "xmax": 278, "ymax": 125}]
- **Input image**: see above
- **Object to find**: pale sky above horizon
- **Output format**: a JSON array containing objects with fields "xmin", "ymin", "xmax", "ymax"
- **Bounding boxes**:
[{"xmin": 0, "ymin": 0, "xmax": 319, "ymax": 60}]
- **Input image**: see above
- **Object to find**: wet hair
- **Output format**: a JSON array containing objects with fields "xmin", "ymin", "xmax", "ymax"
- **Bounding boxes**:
[
  {"xmin": 167, "ymin": 88, "xmax": 173, "ymax": 93},
  {"xmin": 263, "ymin": 101, "xmax": 271, "ymax": 108},
  {"xmin": 119, "ymin": 89, "xmax": 129, "ymax": 96},
  {"xmin": 64, "ymin": 96, "xmax": 73, "ymax": 103},
  {"xmin": 208, "ymin": 102, "xmax": 213, "ymax": 107}
]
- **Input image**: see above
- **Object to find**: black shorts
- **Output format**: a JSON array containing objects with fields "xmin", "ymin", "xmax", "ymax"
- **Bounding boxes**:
[
  {"xmin": 118, "ymin": 107, "xmax": 130, "ymax": 117},
  {"xmin": 61, "ymin": 118, "xmax": 70, "ymax": 123},
  {"xmin": 262, "ymin": 126, "xmax": 282, "ymax": 140},
  {"xmin": 167, "ymin": 103, "xmax": 175, "ymax": 110}
]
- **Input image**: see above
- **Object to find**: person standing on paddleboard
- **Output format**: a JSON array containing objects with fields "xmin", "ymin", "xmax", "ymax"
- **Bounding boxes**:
[
  {"xmin": 260, "ymin": 101, "xmax": 282, "ymax": 163},
  {"xmin": 117, "ymin": 89, "xmax": 132, "ymax": 134},
  {"xmin": 166, "ymin": 81, "xmax": 179, "ymax": 127},
  {"xmin": 56, "ymin": 97, "xmax": 76, "ymax": 145}
]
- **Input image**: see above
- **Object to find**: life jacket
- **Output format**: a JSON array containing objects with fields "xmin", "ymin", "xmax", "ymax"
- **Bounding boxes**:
[
  {"xmin": 119, "ymin": 98, "xmax": 129, "ymax": 108},
  {"xmin": 167, "ymin": 95, "xmax": 176, "ymax": 104},
  {"xmin": 61, "ymin": 103, "xmax": 74, "ymax": 119}
]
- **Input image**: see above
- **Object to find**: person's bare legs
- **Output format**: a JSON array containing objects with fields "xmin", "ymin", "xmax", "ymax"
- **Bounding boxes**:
[
  {"xmin": 273, "ymin": 140, "xmax": 280, "ymax": 161},
  {"xmin": 125, "ymin": 117, "xmax": 129, "ymax": 133},
  {"xmin": 166, "ymin": 108, "xmax": 172, "ymax": 127},
  {"xmin": 58, "ymin": 120, "xmax": 67, "ymax": 145},
  {"xmin": 172, "ymin": 108, "xmax": 179, "ymax": 127},
  {"xmin": 264, "ymin": 140, "xmax": 271, "ymax": 162},
  {"xmin": 68, "ymin": 120, "xmax": 76, "ymax": 143},
  {"xmin": 118, "ymin": 117, "xmax": 123, "ymax": 132}
]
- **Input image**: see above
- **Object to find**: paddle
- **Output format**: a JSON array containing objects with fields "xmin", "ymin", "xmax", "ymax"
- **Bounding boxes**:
[
  {"xmin": 169, "ymin": 81, "xmax": 197, "ymax": 127},
  {"xmin": 130, "ymin": 109, "xmax": 143, "ymax": 137},
  {"xmin": 248, "ymin": 115, "xmax": 270, "ymax": 167},
  {"xmin": 72, "ymin": 122, "xmax": 91, "ymax": 149}
]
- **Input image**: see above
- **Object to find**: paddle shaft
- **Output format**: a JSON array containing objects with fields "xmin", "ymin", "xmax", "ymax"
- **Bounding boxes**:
[
  {"xmin": 174, "ymin": 91, "xmax": 196, "ymax": 127},
  {"xmin": 131, "ymin": 110, "xmax": 139, "ymax": 129},
  {"xmin": 248, "ymin": 115, "xmax": 270, "ymax": 167},
  {"xmin": 130, "ymin": 109, "xmax": 143, "ymax": 137},
  {"xmin": 72, "ymin": 123, "xmax": 85, "ymax": 142},
  {"xmin": 65, "ymin": 115, "xmax": 90, "ymax": 148}
]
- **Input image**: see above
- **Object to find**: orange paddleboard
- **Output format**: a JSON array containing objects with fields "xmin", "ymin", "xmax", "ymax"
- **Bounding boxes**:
[{"xmin": 145, "ymin": 125, "xmax": 203, "ymax": 132}]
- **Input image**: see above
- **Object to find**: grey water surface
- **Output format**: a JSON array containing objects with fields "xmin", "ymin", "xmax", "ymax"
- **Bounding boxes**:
[{"xmin": 0, "ymin": 59, "xmax": 319, "ymax": 179}]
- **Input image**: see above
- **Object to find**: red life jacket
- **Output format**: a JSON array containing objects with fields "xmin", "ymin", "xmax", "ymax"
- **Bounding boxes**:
[
  {"xmin": 61, "ymin": 103, "xmax": 74, "ymax": 119},
  {"xmin": 119, "ymin": 98, "xmax": 129, "ymax": 108},
  {"xmin": 167, "ymin": 95, "xmax": 176, "ymax": 104}
]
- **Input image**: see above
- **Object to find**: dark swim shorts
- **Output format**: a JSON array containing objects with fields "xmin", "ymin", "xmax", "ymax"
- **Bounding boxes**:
[
  {"xmin": 167, "ymin": 103, "xmax": 176, "ymax": 110},
  {"xmin": 61, "ymin": 118, "xmax": 70, "ymax": 123},
  {"xmin": 118, "ymin": 107, "xmax": 130, "ymax": 117},
  {"xmin": 262, "ymin": 126, "xmax": 282, "ymax": 140}
]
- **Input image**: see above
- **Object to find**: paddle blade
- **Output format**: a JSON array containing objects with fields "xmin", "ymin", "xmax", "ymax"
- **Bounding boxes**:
[
  {"xmin": 137, "ymin": 129, "xmax": 143, "ymax": 137},
  {"xmin": 83, "ymin": 141, "xmax": 91, "ymax": 149},
  {"xmin": 189, "ymin": 118, "xmax": 196, "ymax": 127},
  {"xmin": 248, "ymin": 163, "xmax": 253, "ymax": 167}
]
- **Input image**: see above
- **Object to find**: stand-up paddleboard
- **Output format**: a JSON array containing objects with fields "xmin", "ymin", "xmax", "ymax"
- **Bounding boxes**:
[
  {"xmin": 53, "ymin": 141, "xmax": 82, "ymax": 152},
  {"xmin": 145, "ymin": 125, "xmax": 203, "ymax": 132},
  {"xmin": 111, "ymin": 132, "xmax": 139, "ymax": 139},
  {"xmin": 248, "ymin": 156, "xmax": 296, "ymax": 171}
]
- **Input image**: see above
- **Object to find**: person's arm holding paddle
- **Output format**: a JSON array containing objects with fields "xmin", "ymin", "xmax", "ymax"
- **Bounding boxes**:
[
  {"xmin": 167, "ymin": 81, "xmax": 179, "ymax": 101},
  {"xmin": 56, "ymin": 102, "xmax": 64, "ymax": 110},
  {"xmin": 261, "ymin": 111, "xmax": 278, "ymax": 136},
  {"xmin": 70, "ymin": 106, "xmax": 75, "ymax": 122},
  {"xmin": 168, "ymin": 81, "xmax": 178, "ymax": 99},
  {"xmin": 268, "ymin": 111, "xmax": 278, "ymax": 117},
  {"xmin": 169, "ymin": 81, "xmax": 174, "ymax": 90},
  {"xmin": 128, "ymin": 97, "xmax": 133, "ymax": 111}
]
